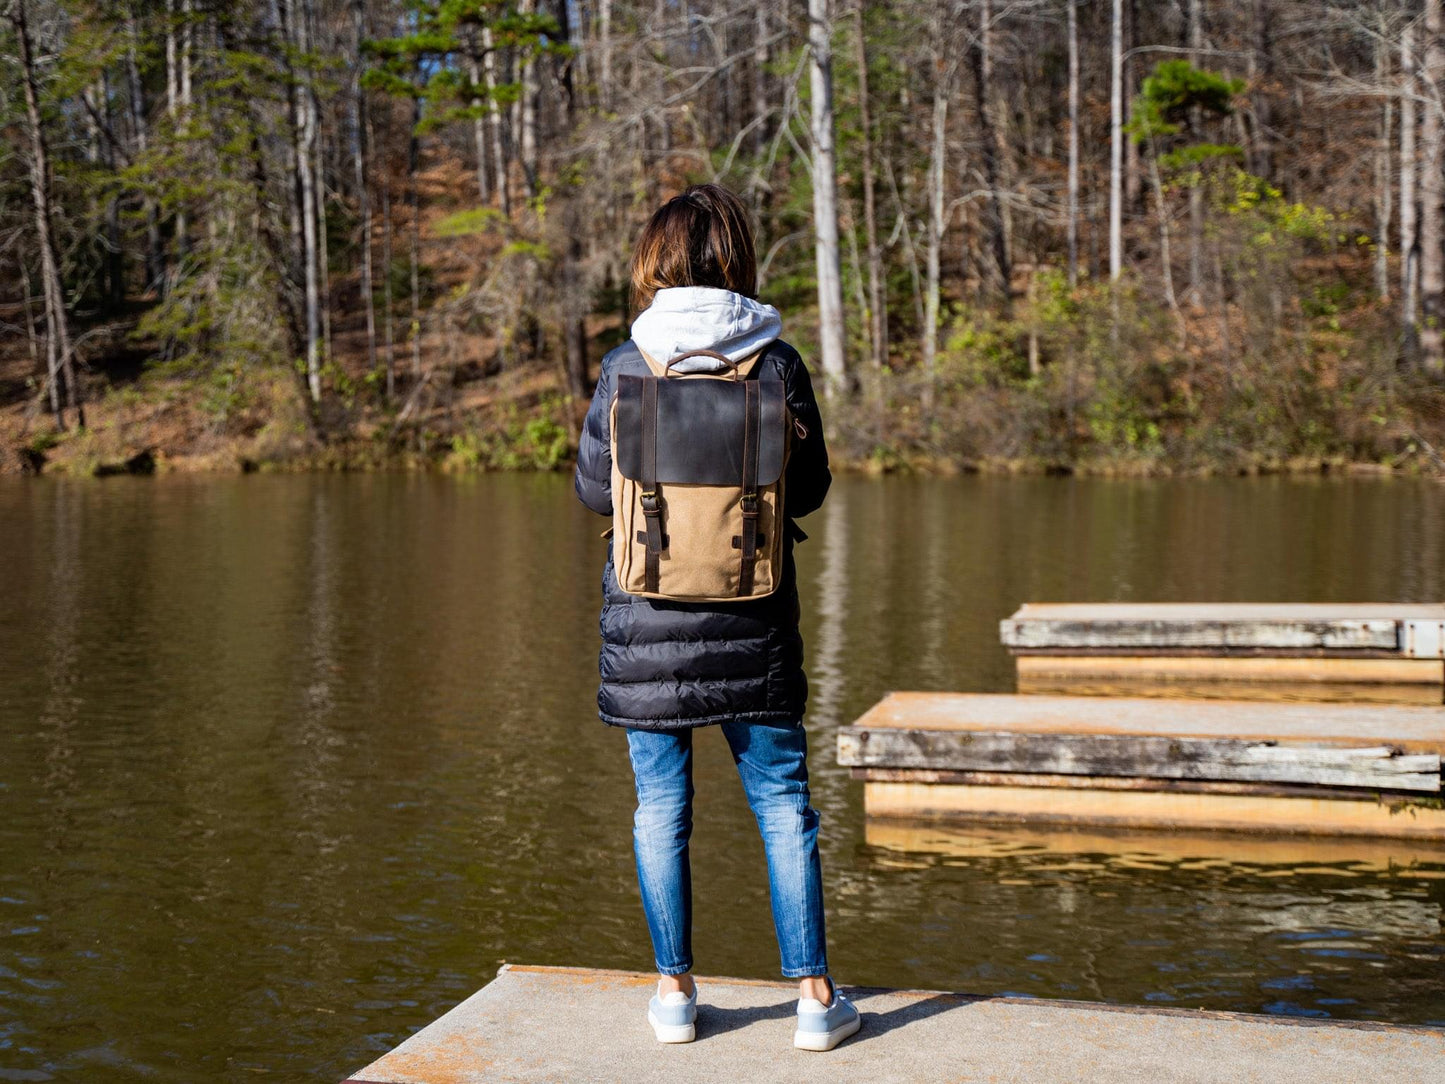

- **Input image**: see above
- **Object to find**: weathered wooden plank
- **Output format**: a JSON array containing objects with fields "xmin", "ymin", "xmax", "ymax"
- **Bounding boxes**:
[
  {"xmin": 1002, "ymin": 619, "xmax": 1401, "ymax": 652},
  {"xmin": 1000, "ymin": 603, "xmax": 1445, "ymax": 653},
  {"xmin": 862, "ymin": 781, "xmax": 1445, "ymax": 839},
  {"xmin": 852, "ymin": 767, "xmax": 1424, "ymax": 800},
  {"xmin": 837, "ymin": 728, "xmax": 1442, "ymax": 791},
  {"xmin": 854, "ymin": 692, "xmax": 1445, "ymax": 751},
  {"xmin": 1015, "ymin": 677, "xmax": 1445, "ymax": 707},
  {"xmin": 1013, "ymin": 655, "xmax": 1444, "ymax": 686}
]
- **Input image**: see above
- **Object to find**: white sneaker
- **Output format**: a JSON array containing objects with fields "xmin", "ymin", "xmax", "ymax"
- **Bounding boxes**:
[
  {"xmin": 794, "ymin": 977, "xmax": 861, "ymax": 1051},
  {"xmin": 647, "ymin": 980, "xmax": 698, "ymax": 1043}
]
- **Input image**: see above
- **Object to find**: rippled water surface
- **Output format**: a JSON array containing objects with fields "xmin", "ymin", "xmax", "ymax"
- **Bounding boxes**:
[{"xmin": 1, "ymin": 474, "xmax": 1442, "ymax": 1081}]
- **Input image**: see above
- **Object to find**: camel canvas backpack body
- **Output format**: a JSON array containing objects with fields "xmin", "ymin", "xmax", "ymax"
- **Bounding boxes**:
[{"xmin": 608, "ymin": 343, "xmax": 797, "ymax": 602}]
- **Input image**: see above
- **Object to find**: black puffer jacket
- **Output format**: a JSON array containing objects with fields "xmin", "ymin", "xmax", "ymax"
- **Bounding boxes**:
[{"xmin": 574, "ymin": 339, "xmax": 831, "ymax": 730}]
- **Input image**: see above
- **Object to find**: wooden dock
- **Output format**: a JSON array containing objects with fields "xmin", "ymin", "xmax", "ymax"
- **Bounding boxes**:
[
  {"xmin": 340, "ymin": 964, "xmax": 1445, "ymax": 1083},
  {"xmin": 1001, "ymin": 603, "xmax": 1445, "ymax": 703},
  {"xmin": 838, "ymin": 693, "xmax": 1445, "ymax": 837}
]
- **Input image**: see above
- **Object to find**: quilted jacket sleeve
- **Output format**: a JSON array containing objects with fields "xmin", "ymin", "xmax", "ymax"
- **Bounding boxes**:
[
  {"xmin": 574, "ymin": 350, "xmax": 615, "ymax": 516},
  {"xmin": 777, "ymin": 345, "xmax": 831, "ymax": 519}
]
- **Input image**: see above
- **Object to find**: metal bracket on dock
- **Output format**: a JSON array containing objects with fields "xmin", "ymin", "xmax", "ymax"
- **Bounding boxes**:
[{"xmin": 1402, "ymin": 619, "xmax": 1445, "ymax": 659}]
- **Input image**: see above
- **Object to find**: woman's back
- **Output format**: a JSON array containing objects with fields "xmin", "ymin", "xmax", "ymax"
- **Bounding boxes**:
[{"xmin": 575, "ymin": 328, "xmax": 830, "ymax": 730}]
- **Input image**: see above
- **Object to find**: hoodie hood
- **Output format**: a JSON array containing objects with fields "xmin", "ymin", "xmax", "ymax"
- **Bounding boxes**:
[{"xmin": 630, "ymin": 286, "xmax": 782, "ymax": 373}]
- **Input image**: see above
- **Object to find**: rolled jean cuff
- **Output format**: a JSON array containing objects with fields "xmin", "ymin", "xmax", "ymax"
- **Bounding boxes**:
[
  {"xmin": 780, "ymin": 964, "xmax": 829, "ymax": 979},
  {"xmin": 656, "ymin": 960, "xmax": 693, "ymax": 976}
]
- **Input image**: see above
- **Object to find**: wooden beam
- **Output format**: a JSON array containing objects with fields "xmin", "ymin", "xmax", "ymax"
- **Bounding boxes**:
[
  {"xmin": 1015, "ymin": 677, "xmax": 1445, "ymax": 707},
  {"xmin": 851, "ymin": 767, "xmax": 1425, "ymax": 801},
  {"xmin": 838, "ymin": 728, "xmax": 1441, "ymax": 791},
  {"xmin": 862, "ymin": 781, "xmax": 1445, "ymax": 839},
  {"xmin": 1015, "ymin": 655, "xmax": 1444, "ymax": 686},
  {"xmin": 1000, "ymin": 603, "xmax": 1445, "ymax": 653},
  {"xmin": 852, "ymin": 692, "xmax": 1445, "ymax": 751}
]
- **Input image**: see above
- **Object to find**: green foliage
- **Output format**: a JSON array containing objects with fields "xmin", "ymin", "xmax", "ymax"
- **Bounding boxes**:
[
  {"xmin": 1127, "ymin": 60, "xmax": 1245, "ymax": 142},
  {"xmin": 364, "ymin": 1, "xmax": 567, "ymax": 131},
  {"xmin": 434, "ymin": 207, "xmax": 507, "ymax": 237},
  {"xmin": 443, "ymin": 396, "xmax": 571, "ymax": 471}
]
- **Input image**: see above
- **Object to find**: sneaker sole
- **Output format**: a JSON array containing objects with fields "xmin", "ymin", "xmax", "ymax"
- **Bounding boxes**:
[
  {"xmin": 793, "ymin": 1013, "xmax": 861, "ymax": 1051},
  {"xmin": 647, "ymin": 1009, "xmax": 696, "ymax": 1044}
]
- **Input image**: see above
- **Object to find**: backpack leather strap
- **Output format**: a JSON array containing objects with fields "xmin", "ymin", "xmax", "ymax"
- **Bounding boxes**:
[
  {"xmin": 640, "ymin": 376, "xmax": 664, "ymax": 593},
  {"xmin": 737, "ymin": 378, "xmax": 761, "ymax": 595}
]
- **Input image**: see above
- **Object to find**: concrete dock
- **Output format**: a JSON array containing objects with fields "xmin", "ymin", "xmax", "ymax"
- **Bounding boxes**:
[{"xmin": 342, "ymin": 964, "xmax": 1445, "ymax": 1083}]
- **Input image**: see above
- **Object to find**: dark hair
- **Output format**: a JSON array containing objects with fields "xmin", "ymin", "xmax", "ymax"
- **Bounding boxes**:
[{"xmin": 629, "ymin": 184, "xmax": 758, "ymax": 313}]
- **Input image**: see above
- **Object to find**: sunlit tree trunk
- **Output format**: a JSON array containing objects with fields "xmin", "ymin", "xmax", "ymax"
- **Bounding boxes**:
[
  {"xmin": 853, "ymin": 0, "xmax": 884, "ymax": 370},
  {"xmin": 351, "ymin": 0, "xmax": 378, "ymax": 379},
  {"xmin": 464, "ymin": 32, "xmax": 491, "ymax": 205},
  {"xmin": 1375, "ymin": 23, "xmax": 1392, "ymax": 302},
  {"xmin": 922, "ymin": 5, "xmax": 953, "ymax": 410},
  {"xmin": 1066, "ymin": 0, "xmax": 1080, "ymax": 287},
  {"xmin": 1420, "ymin": 0, "xmax": 1443, "ymax": 371},
  {"xmin": 12, "ymin": 0, "xmax": 81, "ymax": 428},
  {"xmin": 1402, "ymin": 18, "xmax": 1420, "ymax": 359},
  {"xmin": 519, "ymin": 0, "xmax": 539, "ymax": 197},
  {"xmin": 1187, "ymin": 0, "xmax": 1204, "ymax": 305},
  {"xmin": 1109, "ymin": 0, "xmax": 1123, "ymax": 282},
  {"xmin": 482, "ymin": 24, "xmax": 510, "ymax": 217},
  {"xmin": 287, "ymin": 0, "xmax": 323, "ymax": 403},
  {"xmin": 599, "ymin": 0, "xmax": 613, "ymax": 112},
  {"xmin": 807, "ymin": 0, "xmax": 846, "ymax": 395},
  {"xmin": 972, "ymin": 0, "xmax": 1010, "ymax": 305}
]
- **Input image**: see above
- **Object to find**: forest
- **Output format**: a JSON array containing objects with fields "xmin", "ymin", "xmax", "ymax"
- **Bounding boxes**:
[{"xmin": 3, "ymin": 0, "xmax": 1445, "ymax": 476}]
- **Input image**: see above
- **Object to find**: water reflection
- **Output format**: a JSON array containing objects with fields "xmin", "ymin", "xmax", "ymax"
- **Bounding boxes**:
[{"xmin": 0, "ymin": 473, "xmax": 1441, "ymax": 1083}]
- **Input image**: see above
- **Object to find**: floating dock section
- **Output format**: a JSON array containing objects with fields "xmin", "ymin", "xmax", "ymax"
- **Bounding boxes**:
[
  {"xmin": 838, "ymin": 693, "xmax": 1445, "ymax": 837},
  {"xmin": 341, "ymin": 964, "xmax": 1445, "ymax": 1083},
  {"xmin": 1000, "ymin": 603, "xmax": 1445, "ymax": 704}
]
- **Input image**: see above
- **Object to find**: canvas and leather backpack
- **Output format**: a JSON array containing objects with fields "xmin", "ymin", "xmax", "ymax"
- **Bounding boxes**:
[{"xmin": 608, "ymin": 345, "xmax": 799, "ymax": 602}]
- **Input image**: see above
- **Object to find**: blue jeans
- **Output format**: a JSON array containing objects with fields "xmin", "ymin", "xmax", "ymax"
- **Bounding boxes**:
[{"xmin": 624, "ymin": 720, "xmax": 829, "ymax": 979}]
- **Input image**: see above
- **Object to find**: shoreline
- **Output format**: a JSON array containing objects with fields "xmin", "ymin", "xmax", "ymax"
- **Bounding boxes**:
[{"xmin": 6, "ymin": 442, "xmax": 1440, "ymax": 481}]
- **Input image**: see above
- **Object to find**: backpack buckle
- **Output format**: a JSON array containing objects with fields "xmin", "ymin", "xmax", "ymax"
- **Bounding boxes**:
[
  {"xmin": 740, "ymin": 492, "xmax": 759, "ymax": 518},
  {"xmin": 640, "ymin": 490, "xmax": 660, "ymax": 513}
]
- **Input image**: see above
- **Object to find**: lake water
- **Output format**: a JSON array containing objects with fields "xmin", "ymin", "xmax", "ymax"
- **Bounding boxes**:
[{"xmin": 1, "ymin": 473, "xmax": 1442, "ymax": 1081}]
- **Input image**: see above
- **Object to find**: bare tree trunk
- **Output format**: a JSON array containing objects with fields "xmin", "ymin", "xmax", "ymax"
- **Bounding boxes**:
[
  {"xmin": 519, "ymin": 0, "xmax": 539, "ymax": 197},
  {"xmin": 972, "ymin": 0, "xmax": 1010, "ymax": 304},
  {"xmin": 599, "ymin": 0, "xmax": 613, "ymax": 112},
  {"xmin": 1187, "ymin": 0, "xmax": 1204, "ymax": 305},
  {"xmin": 753, "ymin": 5, "xmax": 769, "ymax": 157},
  {"xmin": 289, "ymin": 0, "xmax": 323, "ymax": 403},
  {"xmin": 1149, "ymin": 139, "xmax": 1184, "ymax": 344},
  {"xmin": 1066, "ymin": 0, "xmax": 1080, "ymax": 288},
  {"xmin": 1402, "ymin": 18, "xmax": 1420, "ymax": 359},
  {"xmin": 1375, "ymin": 22, "xmax": 1392, "ymax": 302},
  {"xmin": 465, "ymin": 37, "xmax": 491, "ymax": 204},
  {"xmin": 1421, "ymin": 0, "xmax": 1444, "ymax": 371},
  {"xmin": 1248, "ymin": 0, "xmax": 1274, "ymax": 179},
  {"xmin": 853, "ymin": 0, "xmax": 884, "ymax": 370},
  {"xmin": 922, "ymin": 25, "xmax": 951, "ymax": 411},
  {"xmin": 126, "ymin": 6, "xmax": 164, "ymax": 293},
  {"xmin": 13, "ymin": 0, "xmax": 81, "ymax": 428},
  {"xmin": 482, "ymin": 25, "xmax": 510, "ymax": 217},
  {"xmin": 381, "ymin": 165, "xmax": 397, "ymax": 400},
  {"xmin": 1124, "ymin": 0, "xmax": 1141, "ymax": 209},
  {"xmin": 409, "ymin": 96, "xmax": 424, "ymax": 380},
  {"xmin": 807, "ymin": 0, "xmax": 847, "ymax": 395},
  {"xmin": 1109, "ymin": 0, "xmax": 1124, "ymax": 281},
  {"xmin": 352, "ymin": 0, "xmax": 378, "ymax": 379}
]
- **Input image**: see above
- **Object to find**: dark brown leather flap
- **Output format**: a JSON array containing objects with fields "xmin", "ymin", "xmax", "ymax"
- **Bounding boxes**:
[{"xmin": 615, "ymin": 375, "xmax": 786, "ymax": 486}]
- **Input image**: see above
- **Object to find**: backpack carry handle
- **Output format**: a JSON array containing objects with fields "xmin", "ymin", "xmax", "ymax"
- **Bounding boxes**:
[{"xmin": 663, "ymin": 349, "xmax": 740, "ymax": 377}]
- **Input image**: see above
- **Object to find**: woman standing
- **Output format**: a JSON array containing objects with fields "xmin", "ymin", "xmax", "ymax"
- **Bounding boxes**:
[{"xmin": 574, "ymin": 184, "xmax": 859, "ymax": 1051}]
